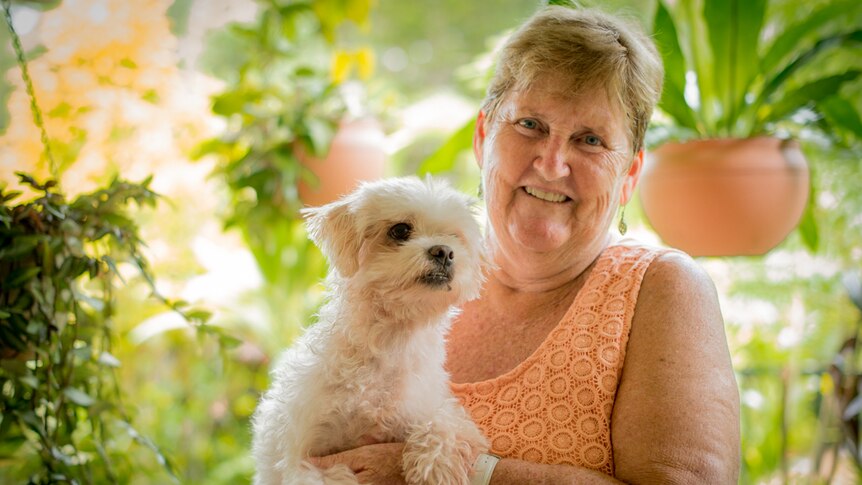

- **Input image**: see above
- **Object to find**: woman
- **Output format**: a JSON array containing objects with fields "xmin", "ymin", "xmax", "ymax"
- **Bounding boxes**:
[{"xmin": 314, "ymin": 6, "xmax": 740, "ymax": 484}]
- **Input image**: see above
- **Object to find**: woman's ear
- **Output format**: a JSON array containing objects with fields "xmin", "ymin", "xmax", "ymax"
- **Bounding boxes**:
[
  {"xmin": 620, "ymin": 150, "xmax": 644, "ymax": 205},
  {"xmin": 302, "ymin": 197, "xmax": 361, "ymax": 277},
  {"xmin": 473, "ymin": 110, "xmax": 487, "ymax": 169}
]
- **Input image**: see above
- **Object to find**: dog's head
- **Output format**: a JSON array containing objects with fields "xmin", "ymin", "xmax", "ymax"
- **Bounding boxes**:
[{"xmin": 303, "ymin": 176, "xmax": 486, "ymax": 312}]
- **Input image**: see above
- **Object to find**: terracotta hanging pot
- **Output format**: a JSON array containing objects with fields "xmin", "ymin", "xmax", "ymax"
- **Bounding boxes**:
[
  {"xmin": 638, "ymin": 137, "xmax": 810, "ymax": 257},
  {"xmin": 297, "ymin": 117, "xmax": 387, "ymax": 207}
]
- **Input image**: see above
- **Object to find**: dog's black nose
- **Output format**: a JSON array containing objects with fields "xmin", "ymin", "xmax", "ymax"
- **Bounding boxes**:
[{"xmin": 428, "ymin": 245, "xmax": 454, "ymax": 267}]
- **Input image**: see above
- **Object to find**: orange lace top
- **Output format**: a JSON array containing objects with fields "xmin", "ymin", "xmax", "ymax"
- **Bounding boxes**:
[{"xmin": 450, "ymin": 243, "xmax": 664, "ymax": 477}]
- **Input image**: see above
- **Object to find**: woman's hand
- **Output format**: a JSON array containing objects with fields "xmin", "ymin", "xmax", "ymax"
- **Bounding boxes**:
[{"xmin": 310, "ymin": 442, "xmax": 406, "ymax": 485}]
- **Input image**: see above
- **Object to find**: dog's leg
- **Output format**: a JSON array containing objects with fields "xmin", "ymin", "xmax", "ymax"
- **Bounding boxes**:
[{"xmin": 402, "ymin": 398, "xmax": 489, "ymax": 485}]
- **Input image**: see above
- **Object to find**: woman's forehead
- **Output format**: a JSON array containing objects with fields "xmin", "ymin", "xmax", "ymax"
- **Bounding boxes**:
[{"xmin": 504, "ymin": 84, "xmax": 625, "ymax": 128}]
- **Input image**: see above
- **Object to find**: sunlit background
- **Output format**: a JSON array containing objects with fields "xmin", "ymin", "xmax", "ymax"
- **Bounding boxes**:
[{"xmin": 1, "ymin": 0, "xmax": 860, "ymax": 483}]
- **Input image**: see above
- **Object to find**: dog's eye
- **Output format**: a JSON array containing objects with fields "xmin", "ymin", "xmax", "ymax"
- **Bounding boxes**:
[{"xmin": 388, "ymin": 222, "xmax": 412, "ymax": 242}]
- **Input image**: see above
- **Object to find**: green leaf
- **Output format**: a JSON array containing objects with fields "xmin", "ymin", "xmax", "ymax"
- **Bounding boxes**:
[
  {"xmin": 1, "ymin": 190, "xmax": 22, "ymax": 203},
  {"xmin": 0, "ymin": 436, "xmax": 26, "ymax": 457},
  {"xmin": 0, "ymin": 235, "xmax": 41, "ymax": 260},
  {"xmin": 654, "ymin": 1, "xmax": 699, "ymax": 131},
  {"xmin": 817, "ymin": 96, "xmax": 862, "ymax": 140},
  {"xmin": 798, "ymin": 182, "xmax": 819, "ymax": 253},
  {"xmin": 303, "ymin": 117, "xmax": 336, "ymax": 157},
  {"xmin": 186, "ymin": 309, "xmax": 213, "ymax": 323},
  {"xmin": 753, "ymin": 30, "xmax": 862, "ymax": 126},
  {"xmin": 63, "ymin": 387, "xmax": 95, "ymax": 407},
  {"xmin": 760, "ymin": 1, "xmax": 861, "ymax": 79},
  {"xmin": 760, "ymin": 71, "xmax": 862, "ymax": 126},
  {"xmin": 97, "ymin": 352, "xmax": 121, "ymax": 368},
  {"xmin": 18, "ymin": 375, "xmax": 39, "ymax": 389},
  {"xmin": 212, "ymin": 90, "xmax": 256, "ymax": 117},
  {"xmin": 218, "ymin": 333, "xmax": 243, "ymax": 349},
  {"xmin": 704, "ymin": 0, "xmax": 766, "ymax": 133},
  {"xmin": 680, "ymin": 0, "xmax": 717, "ymax": 130},
  {"xmin": 190, "ymin": 138, "xmax": 226, "ymax": 160},
  {"xmin": 418, "ymin": 118, "xmax": 475, "ymax": 175},
  {"xmin": 3, "ymin": 267, "xmax": 41, "ymax": 289}
]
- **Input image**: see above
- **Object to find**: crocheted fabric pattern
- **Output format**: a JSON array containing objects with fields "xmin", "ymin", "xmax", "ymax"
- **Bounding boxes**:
[{"xmin": 451, "ymin": 244, "xmax": 662, "ymax": 476}]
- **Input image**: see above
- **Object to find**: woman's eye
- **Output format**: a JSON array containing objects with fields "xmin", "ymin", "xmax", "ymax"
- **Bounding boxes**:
[
  {"xmin": 518, "ymin": 119, "xmax": 538, "ymax": 130},
  {"xmin": 388, "ymin": 222, "xmax": 412, "ymax": 242},
  {"xmin": 584, "ymin": 135, "xmax": 602, "ymax": 146}
]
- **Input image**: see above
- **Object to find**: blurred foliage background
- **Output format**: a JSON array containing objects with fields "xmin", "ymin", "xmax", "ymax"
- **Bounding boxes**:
[{"xmin": 0, "ymin": 0, "xmax": 860, "ymax": 483}]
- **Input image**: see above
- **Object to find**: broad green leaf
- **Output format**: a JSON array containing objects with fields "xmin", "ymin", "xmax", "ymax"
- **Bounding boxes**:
[
  {"xmin": 760, "ymin": 1, "xmax": 860, "ymax": 79},
  {"xmin": 680, "ymin": 0, "xmax": 717, "ymax": 130},
  {"xmin": 654, "ymin": 1, "xmax": 699, "ymax": 131},
  {"xmin": 760, "ymin": 71, "xmax": 862, "ymax": 126},
  {"xmin": 418, "ymin": 118, "xmax": 475, "ymax": 175},
  {"xmin": 753, "ymin": 30, "xmax": 862, "ymax": 125},
  {"xmin": 704, "ymin": 0, "xmax": 765, "ymax": 133},
  {"xmin": 818, "ymin": 96, "xmax": 862, "ymax": 140}
]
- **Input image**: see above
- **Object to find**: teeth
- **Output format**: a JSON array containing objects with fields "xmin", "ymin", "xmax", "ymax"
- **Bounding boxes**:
[{"xmin": 525, "ymin": 187, "xmax": 567, "ymax": 203}]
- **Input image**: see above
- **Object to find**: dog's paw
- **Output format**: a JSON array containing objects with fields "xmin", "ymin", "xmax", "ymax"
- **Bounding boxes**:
[{"xmin": 402, "ymin": 421, "xmax": 477, "ymax": 485}]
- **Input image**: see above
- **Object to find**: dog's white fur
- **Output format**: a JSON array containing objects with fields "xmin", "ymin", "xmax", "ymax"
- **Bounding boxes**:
[{"xmin": 252, "ymin": 176, "xmax": 489, "ymax": 485}]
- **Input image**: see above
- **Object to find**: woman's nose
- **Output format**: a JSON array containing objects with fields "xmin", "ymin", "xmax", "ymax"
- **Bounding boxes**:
[{"xmin": 533, "ymin": 136, "xmax": 572, "ymax": 180}]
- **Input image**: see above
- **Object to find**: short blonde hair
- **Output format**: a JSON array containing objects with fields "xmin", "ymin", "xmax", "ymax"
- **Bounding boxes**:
[{"xmin": 482, "ymin": 6, "xmax": 663, "ymax": 154}]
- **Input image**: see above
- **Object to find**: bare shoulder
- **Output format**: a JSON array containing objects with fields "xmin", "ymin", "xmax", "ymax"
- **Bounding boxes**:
[
  {"xmin": 642, "ymin": 249, "xmax": 716, "ymax": 300},
  {"xmin": 611, "ymin": 250, "xmax": 740, "ymax": 484}
]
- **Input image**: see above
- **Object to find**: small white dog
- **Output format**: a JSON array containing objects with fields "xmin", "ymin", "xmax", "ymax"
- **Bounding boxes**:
[{"xmin": 252, "ymin": 176, "xmax": 489, "ymax": 485}]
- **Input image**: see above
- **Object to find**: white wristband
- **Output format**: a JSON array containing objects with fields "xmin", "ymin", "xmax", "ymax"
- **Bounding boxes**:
[{"xmin": 470, "ymin": 453, "xmax": 500, "ymax": 485}]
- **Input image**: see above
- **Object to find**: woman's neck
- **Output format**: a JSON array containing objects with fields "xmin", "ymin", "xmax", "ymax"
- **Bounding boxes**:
[{"xmin": 488, "ymin": 232, "xmax": 611, "ymax": 294}]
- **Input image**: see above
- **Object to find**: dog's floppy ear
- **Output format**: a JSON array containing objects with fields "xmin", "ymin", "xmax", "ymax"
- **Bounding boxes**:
[{"xmin": 302, "ymin": 197, "xmax": 361, "ymax": 277}]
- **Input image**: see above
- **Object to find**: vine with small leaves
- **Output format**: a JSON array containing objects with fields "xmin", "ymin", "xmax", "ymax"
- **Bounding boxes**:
[{"xmin": 0, "ymin": 173, "xmax": 233, "ymax": 483}]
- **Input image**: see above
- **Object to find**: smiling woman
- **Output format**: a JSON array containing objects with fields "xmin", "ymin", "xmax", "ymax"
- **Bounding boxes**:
[
  {"xmin": 477, "ymin": 81, "xmax": 637, "ymax": 259},
  {"xmin": 312, "ymin": 5, "xmax": 740, "ymax": 485}
]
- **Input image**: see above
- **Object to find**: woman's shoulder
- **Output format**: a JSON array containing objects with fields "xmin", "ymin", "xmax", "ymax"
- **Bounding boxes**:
[{"xmin": 608, "ymin": 240, "xmax": 713, "ymax": 294}]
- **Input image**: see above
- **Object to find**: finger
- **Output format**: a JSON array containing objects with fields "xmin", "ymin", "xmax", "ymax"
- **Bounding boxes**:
[{"xmin": 308, "ymin": 450, "xmax": 355, "ymax": 471}]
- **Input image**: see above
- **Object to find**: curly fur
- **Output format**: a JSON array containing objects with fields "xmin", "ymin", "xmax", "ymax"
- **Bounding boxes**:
[{"xmin": 252, "ymin": 176, "xmax": 489, "ymax": 485}]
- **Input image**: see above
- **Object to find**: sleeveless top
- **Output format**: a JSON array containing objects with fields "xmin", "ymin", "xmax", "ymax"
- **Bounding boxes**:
[{"xmin": 450, "ymin": 243, "xmax": 664, "ymax": 477}]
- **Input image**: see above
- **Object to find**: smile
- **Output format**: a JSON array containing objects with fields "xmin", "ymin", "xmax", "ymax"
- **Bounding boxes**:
[{"xmin": 524, "ymin": 187, "xmax": 569, "ymax": 203}]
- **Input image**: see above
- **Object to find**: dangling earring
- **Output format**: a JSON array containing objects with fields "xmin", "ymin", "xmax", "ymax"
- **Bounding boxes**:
[
  {"xmin": 618, "ymin": 205, "xmax": 628, "ymax": 235},
  {"xmin": 477, "ymin": 180, "xmax": 483, "ymax": 198}
]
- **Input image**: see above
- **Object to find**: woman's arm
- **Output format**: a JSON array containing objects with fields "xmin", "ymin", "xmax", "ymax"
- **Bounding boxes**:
[
  {"xmin": 313, "ymin": 444, "xmax": 626, "ymax": 484},
  {"xmin": 611, "ymin": 251, "xmax": 740, "ymax": 484}
]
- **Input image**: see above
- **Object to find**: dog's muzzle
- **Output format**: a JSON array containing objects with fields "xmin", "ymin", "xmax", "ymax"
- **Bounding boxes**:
[{"xmin": 420, "ymin": 245, "xmax": 455, "ymax": 289}]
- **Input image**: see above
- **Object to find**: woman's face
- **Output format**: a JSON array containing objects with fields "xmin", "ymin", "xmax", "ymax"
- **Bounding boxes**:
[{"xmin": 475, "ymin": 80, "xmax": 642, "ymax": 259}]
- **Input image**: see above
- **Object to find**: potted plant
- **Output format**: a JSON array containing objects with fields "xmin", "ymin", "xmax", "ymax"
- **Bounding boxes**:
[
  {"xmin": 194, "ymin": 0, "xmax": 386, "ymax": 349},
  {"xmin": 639, "ymin": 0, "xmax": 862, "ymax": 256}
]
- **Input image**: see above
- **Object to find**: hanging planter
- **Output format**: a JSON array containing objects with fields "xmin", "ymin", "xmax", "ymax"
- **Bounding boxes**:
[
  {"xmin": 296, "ymin": 117, "xmax": 387, "ymax": 207},
  {"xmin": 638, "ymin": 137, "xmax": 809, "ymax": 256},
  {"xmin": 642, "ymin": 1, "xmax": 862, "ymax": 255}
]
